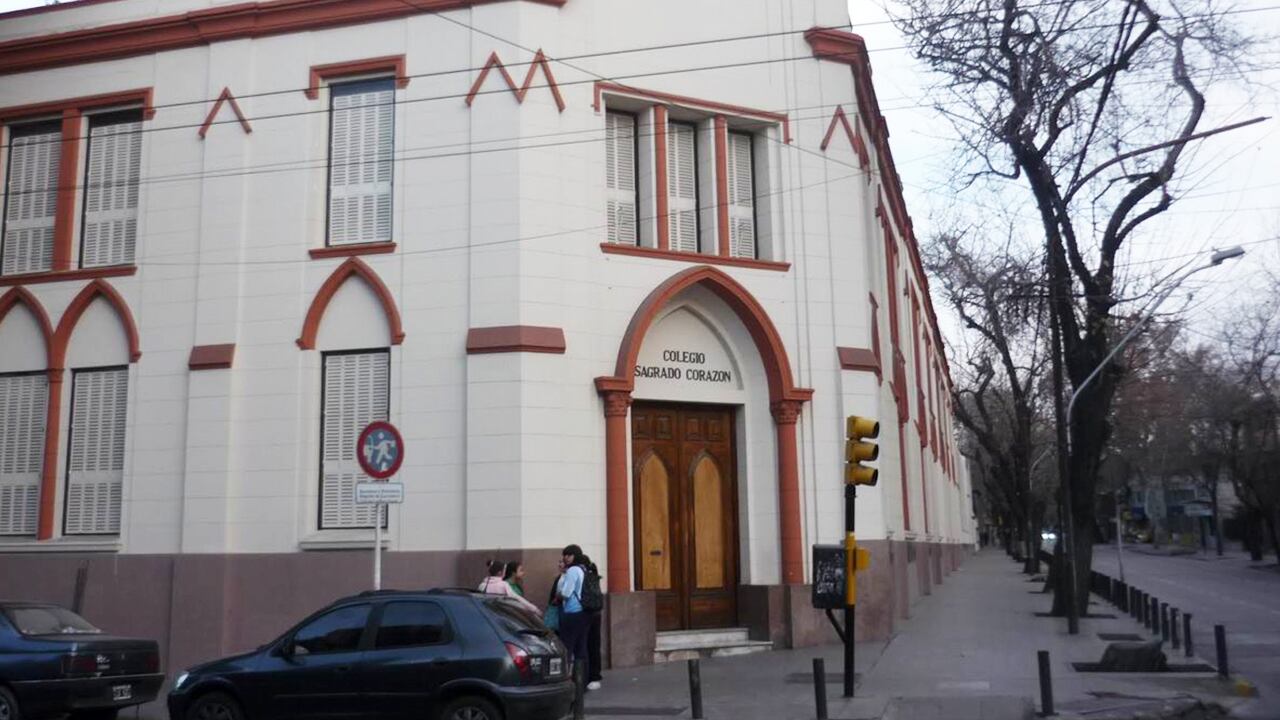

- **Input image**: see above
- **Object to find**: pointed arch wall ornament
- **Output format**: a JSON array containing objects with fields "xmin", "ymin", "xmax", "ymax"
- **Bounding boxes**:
[
  {"xmin": 198, "ymin": 87, "xmax": 252, "ymax": 139},
  {"xmin": 296, "ymin": 257, "xmax": 405, "ymax": 350},
  {"xmin": 52, "ymin": 278, "xmax": 142, "ymax": 367},
  {"xmin": 465, "ymin": 49, "xmax": 566, "ymax": 112},
  {"xmin": 819, "ymin": 105, "xmax": 870, "ymax": 171},
  {"xmin": 596, "ymin": 265, "xmax": 813, "ymax": 592},
  {"xmin": 0, "ymin": 287, "xmax": 56, "ymax": 368}
]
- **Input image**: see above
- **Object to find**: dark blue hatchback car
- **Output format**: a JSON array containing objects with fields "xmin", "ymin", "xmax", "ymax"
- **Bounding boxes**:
[
  {"xmin": 0, "ymin": 602, "xmax": 163, "ymax": 720},
  {"xmin": 167, "ymin": 590, "xmax": 572, "ymax": 720}
]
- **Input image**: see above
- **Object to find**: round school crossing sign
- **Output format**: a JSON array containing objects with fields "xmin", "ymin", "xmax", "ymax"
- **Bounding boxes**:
[{"xmin": 357, "ymin": 421, "xmax": 404, "ymax": 480}]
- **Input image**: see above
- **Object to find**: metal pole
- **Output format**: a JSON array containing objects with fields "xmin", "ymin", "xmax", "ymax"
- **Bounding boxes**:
[
  {"xmin": 1171, "ymin": 608, "xmax": 1180, "ymax": 650},
  {"xmin": 1215, "ymin": 625, "xmax": 1229, "ymax": 679},
  {"xmin": 688, "ymin": 659, "xmax": 704, "ymax": 719},
  {"xmin": 844, "ymin": 483, "xmax": 856, "ymax": 698},
  {"xmin": 1184, "ymin": 613, "xmax": 1194, "ymax": 657},
  {"xmin": 374, "ymin": 502, "xmax": 383, "ymax": 590},
  {"xmin": 573, "ymin": 659, "xmax": 585, "ymax": 720},
  {"xmin": 813, "ymin": 658, "xmax": 829, "ymax": 720},
  {"xmin": 1161, "ymin": 604, "xmax": 1169, "ymax": 643},
  {"xmin": 1115, "ymin": 489, "xmax": 1126, "ymax": 583},
  {"xmin": 1037, "ymin": 651, "xmax": 1054, "ymax": 717}
]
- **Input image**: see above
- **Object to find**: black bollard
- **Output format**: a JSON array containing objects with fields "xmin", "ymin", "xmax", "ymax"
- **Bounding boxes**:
[
  {"xmin": 1161, "ymin": 604, "xmax": 1169, "ymax": 643},
  {"xmin": 1151, "ymin": 596, "xmax": 1160, "ymax": 634},
  {"xmin": 1184, "ymin": 612, "xmax": 1194, "ymax": 658},
  {"xmin": 1215, "ymin": 625, "xmax": 1228, "ymax": 679},
  {"xmin": 813, "ymin": 658, "xmax": 828, "ymax": 720},
  {"xmin": 573, "ymin": 659, "xmax": 585, "ymax": 720},
  {"xmin": 1171, "ymin": 608, "xmax": 1180, "ymax": 650},
  {"xmin": 688, "ymin": 658, "xmax": 704, "ymax": 720},
  {"xmin": 1037, "ymin": 650, "xmax": 1054, "ymax": 717},
  {"xmin": 1141, "ymin": 592, "xmax": 1149, "ymax": 628}
]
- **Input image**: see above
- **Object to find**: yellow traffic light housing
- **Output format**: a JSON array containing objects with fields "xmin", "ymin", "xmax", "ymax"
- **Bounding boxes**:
[{"xmin": 844, "ymin": 415, "xmax": 880, "ymax": 486}]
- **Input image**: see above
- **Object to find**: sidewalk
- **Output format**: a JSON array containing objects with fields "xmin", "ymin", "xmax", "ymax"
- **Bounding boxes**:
[{"xmin": 585, "ymin": 550, "xmax": 1252, "ymax": 720}]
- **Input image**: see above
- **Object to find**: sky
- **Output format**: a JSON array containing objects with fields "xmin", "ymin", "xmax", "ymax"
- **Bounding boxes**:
[{"xmin": 2, "ymin": 0, "xmax": 1277, "ymax": 353}]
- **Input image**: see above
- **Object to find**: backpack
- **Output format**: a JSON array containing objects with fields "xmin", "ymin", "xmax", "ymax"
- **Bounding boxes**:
[{"xmin": 580, "ymin": 565, "xmax": 604, "ymax": 613}]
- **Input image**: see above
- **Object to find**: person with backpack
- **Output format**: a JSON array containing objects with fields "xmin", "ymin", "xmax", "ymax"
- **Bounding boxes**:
[
  {"xmin": 555, "ymin": 544, "xmax": 603, "ymax": 687},
  {"xmin": 580, "ymin": 554, "xmax": 604, "ymax": 690}
]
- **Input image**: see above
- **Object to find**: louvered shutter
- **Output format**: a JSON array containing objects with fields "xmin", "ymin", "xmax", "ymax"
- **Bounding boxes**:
[
  {"xmin": 329, "ymin": 81, "xmax": 394, "ymax": 246},
  {"xmin": 2, "ymin": 128, "xmax": 60, "ymax": 276},
  {"xmin": 82, "ymin": 118, "xmax": 142, "ymax": 268},
  {"xmin": 667, "ymin": 123, "xmax": 698, "ymax": 253},
  {"xmin": 65, "ymin": 368, "xmax": 127, "ymax": 535},
  {"xmin": 727, "ymin": 132, "xmax": 756, "ymax": 259},
  {"xmin": 321, "ymin": 351, "xmax": 389, "ymax": 529},
  {"xmin": 605, "ymin": 112, "xmax": 637, "ymax": 245},
  {"xmin": 0, "ymin": 374, "xmax": 47, "ymax": 535}
]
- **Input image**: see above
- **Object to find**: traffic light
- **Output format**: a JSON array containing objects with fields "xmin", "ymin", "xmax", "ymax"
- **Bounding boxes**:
[{"xmin": 844, "ymin": 415, "xmax": 880, "ymax": 486}]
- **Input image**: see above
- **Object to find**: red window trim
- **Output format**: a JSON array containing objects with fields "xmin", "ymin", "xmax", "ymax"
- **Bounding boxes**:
[
  {"xmin": 308, "ymin": 242, "xmax": 397, "ymax": 260},
  {"xmin": 0, "ymin": 87, "xmax": 155, "ymax": 123},
  {"xmin": 305, "ymin": 55, "xmax": 409, "ymax": 100},
  {"xmin": 600, "ymin": 243, "xmax": 790, "ymax": 272},
  {"xmin": 0, "ymin": 265, "xmax": 136, "ymax": 287},
  {"xmin": 593, "ymin": 81, "xmax": 792, "ymax": 143}
]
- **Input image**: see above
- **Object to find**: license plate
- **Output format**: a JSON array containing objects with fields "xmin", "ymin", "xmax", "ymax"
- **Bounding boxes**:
[
  {"xmin": 549, "ymin": 658, "xmax": 563, "ymax": 676},
  {"xmin": 112, "ymin": 685, "xmax": 132, "ymax": 701}
]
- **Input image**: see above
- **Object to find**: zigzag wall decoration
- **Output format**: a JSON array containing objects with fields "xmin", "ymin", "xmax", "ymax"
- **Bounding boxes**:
[{"xmin": 465, "ymin": 49, "xmax": 566, "ymax": 112}]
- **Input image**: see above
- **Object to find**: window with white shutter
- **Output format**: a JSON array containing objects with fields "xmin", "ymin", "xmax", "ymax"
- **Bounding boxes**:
[
  {"xmin": 0, "ymin": 372, "xmax": 47, "ymax": 536},
  {"xmin": 1, "ymin": 122, "xmax": 61, "ymax": 276},
  {"xmin": 727, "ymin": 132, "xmax": 756, "ymax": 259},
  {"xmin": 65, "ymin": 367, "xmax": 127, "ymax": 535},
  {"xmin": 605, "ymin": 112, "xmax": 637, "ymax": 246},
  {"xmin": 328, "ymin": 79, "xmax": 395, "ymax": 246},
  {"xmin": 666, "ymin": 122, "xmax": 699, "ymax": 253},
  {"xmin": 320, "ymin": 350, "xmax": 389, "ymax": 529},
  {"xmin": 81, "ymin": 111, "xmax": 142, "ymax": 268}
]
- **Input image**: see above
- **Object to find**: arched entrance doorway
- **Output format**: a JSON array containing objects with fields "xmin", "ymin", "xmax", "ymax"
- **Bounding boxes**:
[{"xmin": 596, "ymin": 266, "xmax": 813, "ymax": 627}]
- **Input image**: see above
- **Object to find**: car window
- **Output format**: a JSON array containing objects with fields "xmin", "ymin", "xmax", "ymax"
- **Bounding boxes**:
[
  {"xmin": 483, "ymin": 598, "xmax": 543, "ymax": 634},
  {"xmin": 6, "ymin": 606, "xmax": 102, "ymax": 636},
  {"xmin": 292, "ymin": 604, "xmax": 370, "ymax": 655},
  {"xmin": 375, "ymin": 602, "xmax": 451, "ymax": 649}
]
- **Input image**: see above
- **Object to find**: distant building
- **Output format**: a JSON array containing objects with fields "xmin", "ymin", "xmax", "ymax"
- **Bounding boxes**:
[{"xmin": 0, "ymin": 0, "xmax": 973, "ymax": 673}]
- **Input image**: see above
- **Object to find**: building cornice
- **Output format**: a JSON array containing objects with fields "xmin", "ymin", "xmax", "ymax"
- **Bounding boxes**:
[{"xmin": 0, "ymin": 0, "xmax": 567, "ymax": 76}]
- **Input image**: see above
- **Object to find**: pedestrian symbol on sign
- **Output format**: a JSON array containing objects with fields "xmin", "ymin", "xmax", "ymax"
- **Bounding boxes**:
[{"xmin": 357, "ymin": 421, "xmax": 404, "ymax": 480}]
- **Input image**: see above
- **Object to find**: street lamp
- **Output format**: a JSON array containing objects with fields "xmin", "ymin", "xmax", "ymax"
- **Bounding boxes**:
[{"xmin": 1058, "ymin": 246, "xmax": 1245, "ymax": 634}]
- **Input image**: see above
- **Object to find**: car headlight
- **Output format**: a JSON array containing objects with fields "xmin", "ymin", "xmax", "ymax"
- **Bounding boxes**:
[{"xmin": 174, "ymin": 672, "xmax": 190, "ymax": 690}]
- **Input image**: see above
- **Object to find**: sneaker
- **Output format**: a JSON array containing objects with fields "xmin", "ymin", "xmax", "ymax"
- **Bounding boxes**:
[{"xmin": 586, "ymin": 681, "xmax": 602, "ymax": 691}]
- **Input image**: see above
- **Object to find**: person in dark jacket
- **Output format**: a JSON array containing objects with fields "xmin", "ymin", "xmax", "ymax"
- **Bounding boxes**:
[{"xmin": 581, "ymin": 554, "xmax": 603, "ymax": 690}]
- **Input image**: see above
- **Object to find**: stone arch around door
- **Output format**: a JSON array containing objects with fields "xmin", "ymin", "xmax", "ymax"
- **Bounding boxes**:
[{"xmin": 595, "ymin": 265, "xmax": 813, "ymax": 593}]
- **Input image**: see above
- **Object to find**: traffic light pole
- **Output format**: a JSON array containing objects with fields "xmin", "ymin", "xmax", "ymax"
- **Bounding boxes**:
[{"xmin": 844, "ymin": 483, "xmax": 856, "ymax": 698}]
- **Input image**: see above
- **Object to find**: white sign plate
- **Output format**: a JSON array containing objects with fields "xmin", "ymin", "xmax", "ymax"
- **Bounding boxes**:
[{"xmin": 356, "ymin": 482, "xmax": 405, "ymax": 505}]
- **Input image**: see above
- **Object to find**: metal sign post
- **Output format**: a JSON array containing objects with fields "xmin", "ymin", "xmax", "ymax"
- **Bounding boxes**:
[{"xmin": 357, "ymin": 421, "xmax": 405, "ymax": 591}]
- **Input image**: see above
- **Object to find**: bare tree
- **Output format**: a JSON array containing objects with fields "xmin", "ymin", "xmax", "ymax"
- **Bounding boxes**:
[{"xmin": 893, "ymin": 0, "xmax": 1264, "ymax": 615}]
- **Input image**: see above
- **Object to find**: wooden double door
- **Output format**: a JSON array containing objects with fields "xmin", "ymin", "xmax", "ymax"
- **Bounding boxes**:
[{"xmin": 631, "ymin": 402, "xmax": 739, "ymax": 631}]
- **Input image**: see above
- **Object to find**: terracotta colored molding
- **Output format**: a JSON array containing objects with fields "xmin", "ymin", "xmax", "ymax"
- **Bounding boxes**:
[
  {"xmin": 599, "ymin": 388, "xmax": 633, "ymax": 592},
  {"xmin": 0, "ymin": 87, "xmax": 155, "ymax": 123},
  {"xmin": 804, "ymin": 27, "xmax": 869, "ymax": 66},
  {"xmin": 465, "ymin": 325, "xmax": 566, "ymax": 355},
  {"xmin": 465, "ymin": 49, "xmax": 566, "ymax": 112},
  {"xmin": 0, "ymin": 287, "xmax": 56, "ymax": 368},
  {"xmin": 652, "ymin": 105, "xmax": 670, "ymax": 251},
  {"xmin": 52, "ymin": 278, "xmax": 142, "ymax": 367},
  {"xmin": 869, "ymin": 292, "xmax": 882, "ymax": 376},
  {"xmin": 305, "ymin": 55, "xmax": 408, "ymax": 100},
  {"xmin": 713, "ymin": 115, "xmax": 731, "ymax": 257},
  {"xmin": 297, "ymin": 257, "xmax": 405, "ymax": 350},
  {"xmin": 308, "ymin": 242, "xmax": 397, "ymax": 260},
  {"xmin": 188, "ymin": 343, "xmax": 236, "ymax": 370},
  {"xmin": 593, "ymin": 81, "xmax": 793, "ymax": 144},
  {"xmin": 36, "ymin": 368, "xmax": 63, "ymax": 540},
  {"xmin": 0, "ymin": 265, "xmax": 136, "ymax": 288},
  {"xmin": 819, "ymin": 105, "xmax": 869, "ymax": 171},
  {"xmin": 0, "ymin": 0, "xmax": 567, "ymax": 77},
  {"xmin": 837, "ymin": 346, "xmax": 881, "ymax": 382},
  {"xmin": 0, "ymin": 0, "xmax": 121, "ymax": 20},
  {"xmin": 600, "ymin": 243, "xmax": 790, "ymax": 272},
  {"xmin": 198, "ymin": 87, "xmax": 252, "ymax": 138},
  {"xmin": 52, "ymin": 110, "xmax": 81, "ymax": 271},
  {"xmin": 897, "ymin": 417, "xmax": 911, "ymax": 532}
]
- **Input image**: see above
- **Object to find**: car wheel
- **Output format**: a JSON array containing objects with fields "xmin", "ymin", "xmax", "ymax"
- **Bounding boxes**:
[
  {"xmin": 439, "ymin": 695, "xmax": 503, "ymax": 720},
  {"xmin": 0, "ymin": 687, "xmax": 20, "ymax": 720},
  {"xmin": 185, "ymin": 692, "xmax": 244, "ymax": 720}
]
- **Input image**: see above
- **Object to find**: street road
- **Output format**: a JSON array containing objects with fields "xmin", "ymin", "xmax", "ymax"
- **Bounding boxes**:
[{"xmin": 1092, "ymin": 545, "xmax": 1280, "ymax": 718}]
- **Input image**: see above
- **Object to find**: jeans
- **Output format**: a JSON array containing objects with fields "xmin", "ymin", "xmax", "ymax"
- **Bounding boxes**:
[
  {"xmin": 588, "ymin": 611, "xmax": 603, "ymax": 682},
  {"xmin": 557, "ymin": 610, "xmax": 591, "ymax": 679}
]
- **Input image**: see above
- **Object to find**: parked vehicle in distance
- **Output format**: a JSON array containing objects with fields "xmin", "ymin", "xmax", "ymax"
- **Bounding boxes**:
[
  {"xmin": 168, "ymin": 589, "xmax": 572, "ymax": 720},
  {"xmin": 0, "ymin": 601, "xmax": 164, "ymax": 720}
]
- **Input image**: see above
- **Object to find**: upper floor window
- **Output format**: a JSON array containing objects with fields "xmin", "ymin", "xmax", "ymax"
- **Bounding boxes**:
[
  {"xmin": 64, "ymin": 366, "xmax": 128, "ymax": 536},
  {"xmin": 328, "ymin": 79, "xmax": 394, "ymax": 246},
  {"xmin": 726, "ymin": 131, "xmax": 756, "ymax": 259},
  {"xmin": 1, "ymin": 122, "xmax": 60, "ymax": 276},
  {"xmin": 0, "ymin": 371, "xmax": 47, "ymax": 536},
  {"xmin": 666, "ymin": 121, "xmax": 700, "ymax": 253},
  {"xmin": 320, "ymin": 349, "xmax": 389, "ymax": 529},
  {"xmin": 81, "ymin": 111, "xmax": 142, "ymax": 268},
  {"xmin": 605, "ymin": 111, "xmax": 637, "ymax": 246}
]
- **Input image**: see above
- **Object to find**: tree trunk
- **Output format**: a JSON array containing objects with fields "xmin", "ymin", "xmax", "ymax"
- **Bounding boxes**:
[{"xmin": 1211, "ymin": 484, "xmax": 1223, "ymax": 556}]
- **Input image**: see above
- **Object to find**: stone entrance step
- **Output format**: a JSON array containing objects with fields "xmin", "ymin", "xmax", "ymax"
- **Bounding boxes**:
[{"xmin": 653, "ymin": 627, "xmax": 774, "ymax": 663}]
